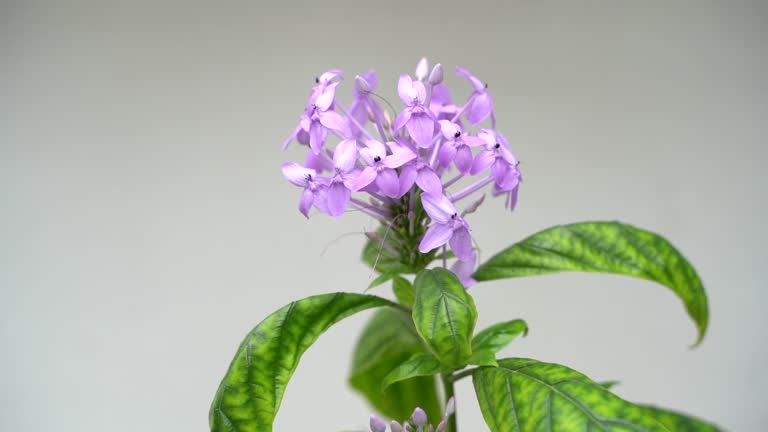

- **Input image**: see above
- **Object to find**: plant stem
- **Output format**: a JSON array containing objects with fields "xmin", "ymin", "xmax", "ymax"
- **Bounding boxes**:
[{"xmin": 441, "ymin": 373, "xmax": 457, "ymax": 432}]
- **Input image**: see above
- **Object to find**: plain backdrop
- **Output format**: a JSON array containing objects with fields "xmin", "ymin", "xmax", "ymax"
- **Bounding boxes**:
[{"xmin": 2, "ymin": 1, "xmax": 766, "ymax": 430}]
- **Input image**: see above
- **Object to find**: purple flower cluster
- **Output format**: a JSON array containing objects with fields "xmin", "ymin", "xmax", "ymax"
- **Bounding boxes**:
[
  {"xmin": 282, "ymin": 58, "xmax": 521, "ymax": 283},
  {"xmin": 369, "ymin": 398, "xmax": 456, "ymax": 432}
]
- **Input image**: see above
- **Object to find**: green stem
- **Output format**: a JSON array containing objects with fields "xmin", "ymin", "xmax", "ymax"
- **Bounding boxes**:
[
  {"xmin": 441, "ymin": 373, "xmax": 457, "ymax": 432},
  {"xmin": 449, "ymin": 367, "xmax": 477, "ymax": 383}
]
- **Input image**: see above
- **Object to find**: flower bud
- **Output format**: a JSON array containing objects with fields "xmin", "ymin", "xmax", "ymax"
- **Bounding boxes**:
[
  {"xmin": 428, "ymin": 63, "xmax": 444, "ymax": 85},
  {"xmin": 355, "ymin": 75, "xmax": 372, "ymax": 94},
  {"xmin": 435, "ymin": 420, "xmax": 447, "ymax": 432},
  {"xmin": 415, "ymin": 57, "xmax": 429, "ymax": 81},
  {"xmin": 411, "ymin": 407, "xmax": 428, "ymax": 426},
  {"xmin": 390, "ymin": 421, "xmax": 404, "ymax": 432},
  {"xmin": 462, "ymin": 194, "xmax": 486, "ymax": 216},
  {"xmin": 369, "ymin": 415, "xmax": 387, "ymax": 432},
  {"xmin": 445, "ymin": 396, "xmax": 456, "ymax": 416}
]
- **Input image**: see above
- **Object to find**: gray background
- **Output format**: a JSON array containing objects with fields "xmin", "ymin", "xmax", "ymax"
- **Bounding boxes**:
[{"xmin": 2, "ymin": 1, "xmax": 766, "ymax": 430}]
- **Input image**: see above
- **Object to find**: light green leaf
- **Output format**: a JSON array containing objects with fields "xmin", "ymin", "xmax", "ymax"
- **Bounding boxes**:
[
  {"xmin": 209, "ymin": 293, "xmax": 393, "ymax": 432},
  {"xmin": 473, "ymin": 221, "xmax": 709, "ymax": 345},
  {"xmin": 381, "ymin": 353, "xmax": 442, "ymax": 390},
  {"xmin": 367, "ymin": 272, "xmax": 395, "ymax": 290},
  {"xmin": 641, "ymin": 405, "xmax": 724, "ymax": 432},
  {"xmin": 349, "ymin": 309, "xmax": 442, "ymax": 423},
  {"xmin": 392, "ymin": 276, "xmax": 415, "ymax": 307},
  {"xmin": 466, "ymin": 349, "xmax": 498, "ymax": 367},
  {"xmin": 472, "ymin": 319, "xmax": 529, "ymax": 353},
  {"xmin": 473, "ymin": 358, "xmax": 672, "ymax": 432},
  {"xmin": 598, "ymin": 380, "xmax": 620, "ymax": 390},
  {"xmin": 412, "ymin": 268, "xmax": 478, "ymax": 368}
]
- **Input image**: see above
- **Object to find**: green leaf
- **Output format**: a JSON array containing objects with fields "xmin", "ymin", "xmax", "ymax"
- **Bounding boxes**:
[
  {"xmin": 349, "ymin": 309, "xmax": 443, "ymax": 423},
  {"xmin": 362, "ymin": 228, "xmax": 409, "ymax": 274},
  {"xmin": 209, "ymin": 293, "xmax": 393, "ymax": 432},
  {"xmin": 392, "ymin": 276, "xmax": 415, "ymax": 307},
  {"xmin": 412, "ymin": 268, "xmax": 478, "ymax": 368},
  {"xmin": 598, "ymin": 380, "xmax": 621, "ymax": 390},
  {"xmin": 473, "ymin": 358, "xmax": 672, "ymax": 432},
  {"xmin": 381, "ymin": 353, "xmax": 442, "ymax": 390},
  {"xmin": 367, "ymin": 272, "xmax": 395, "ymax": 290},
  {"xmin": 641, "ymin": 405, "xmax": 724, "ymax": 432},
  {"xmin": 473, "ymin": 221, "xmax": 709, "ymax": 345},
  {"xmin": 466, "ymin": 349, "xmax": 498, "ymax": 367},
  {"xmin": 472, "ymin": 319, "xmax": 529, "ymax": 353}
]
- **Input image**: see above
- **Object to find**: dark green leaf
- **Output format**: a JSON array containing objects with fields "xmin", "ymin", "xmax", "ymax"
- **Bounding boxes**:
[
  {"xmin": 641, "ymin": 405, "xmax": 724, "ymax": 432},
  {"xmin": 466, "ymin": 349, "xmax": 498, "ymax": 367},
  {"xmin": 392, "ymin": 276, "xmax": 415, "ymax": 307},
  {"xmin": 412, "ymin": 268, "xmax": 478, "ymax": 368},
  {"xmin": 209, "ymin": 293, "xmax": 393, "ymax": 432},
  {"xmin": 349, "ymin": 309, "xmax": 442, "ymax": 423},
  {"xmin": 472, "ymin": 319, "xmax": 529, "ymax": 354},
  {"xmin": 382, "ymin": 353, "xmax": 442, "ymax": 390},
  {"xmin": 473, "ymin": 358, "xmax": 672, "ymax": 432},
  {"xmin": 474, "ymin": 221, "xmax": 709, "ymax": 345}
]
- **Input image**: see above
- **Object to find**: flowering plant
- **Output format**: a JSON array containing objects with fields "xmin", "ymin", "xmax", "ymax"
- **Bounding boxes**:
[{"xmin": 209, "ymin": 59, "xmax": 721, "ymax": 432}]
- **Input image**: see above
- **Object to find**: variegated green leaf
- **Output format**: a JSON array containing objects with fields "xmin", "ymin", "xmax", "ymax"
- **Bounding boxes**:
[
  {"xmin": 473, "ymin": 358, "xmax": 672, "ymax": 432},
  {"xmin": 641, "ymin": 405, "xmax": 724, "ymax": 432},
  {"xmin": 209, "ymin": 293, "xmax": 393, "ymax": 432},
  {"xmin": 381, "ymin": 353, "xmax": 442, "ymax": 390},
  {"xmin": 472, "ymin": 319, "xmax": 529, "ymax": 354},
  {"xmin": 412, "ymin": 268, "xmax": 478, "ymax": 368},
  {"xmin": 474, "ymin": 222, "xmax": 708, "ymax": 345}
]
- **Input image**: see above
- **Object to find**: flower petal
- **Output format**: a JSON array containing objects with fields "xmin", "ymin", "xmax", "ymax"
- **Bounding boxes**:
[
  {"xmin": 416, "ymin": 167, "xmax": 443, "ymax": 196},
  {"xmin": 421, "ymin": 193, "xmax": 456, "ymax": 224},
  {"xmin": 449, "ymin": 225, "xmax": 473, "ymax": 262},
  {"xmin": 319, "ymin": 110, "xmax": 350, "ymax": 136},
  {"xmin": 438, "ymin": 141, "xmax": 457, "ymax": 168},
  {"xmin": 470, "ymin": 149, "xmax": 495, "ymax": 175},
  {"xmin": 376, "ymin": 168, "xmax": 400, "ymax": 198},
  {"xmin": 281, "ymin": 162, "xmax": 315, "ymax": 187},
  {"xmin": 466, "ymin": 92, "xmax": 493, "ymax": 125},
  {"xmin": 333, "ymin": 139, "xmax": 358, "ymax": 172},
  {"xmin": 353, "ymin": 166, "xmax": 377, "ymax": 191},
  {"xmin": 326, "ymin": 182, "xmax": 350, "ymax": 218},
  {"xmin": 406, "ymin": 112, "xmax": 436, "ymax": 148},
  {"xmin": 413, "ymin": 80, "xmax": 427, "ymax": 104},
  {"xmin": 455, "ymin": 145, "xmax": 473, "ymax": 174},
  {"xmin": 456, "ymin": 66, "xmax": 486, "ymax": 93},
  {"xmin": 308, "ymin": 120, "xmax": 326, "ymax": 154},
  {"xmin": 394, "ymin": 108, "xmax": 412, "ymax": 132},
  {"xmin": 314, "ymin": 81, "xmax": 340, "ymax": 111},
  {"xmin": 418, "ymin": 223, "xmax": 453, "ymax": 253},
  {"xmin": 397, "ymin": 164, "xmax": 417, "ymax": 198},
  {"xmin": 397, "ymin": 74, "xmax": 415, "ymax": 105},
  {"xmin": 299, "ymin": 188, "xmax": 314, "ymax": 218}
]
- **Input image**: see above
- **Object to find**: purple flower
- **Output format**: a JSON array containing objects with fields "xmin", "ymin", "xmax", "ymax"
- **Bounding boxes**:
[
  {"xmin": 283, "ymin": 70, "xmax": 349, "ymax": 154},
  {"xmin": 395, "ymin": 139, "xmax": 442, "ymax": 197},
  {"xmin": 419, "ymin": 193, "xmax": 473, "ymax": 261},
  {"xmin": 326, "ymin": 138, "xmax": 359, "ymax": 217},
  {"xmin": 394, "ymin": 74, "xmax": 436, "ymax": 149},
  {"xmin": 353, "ymin": 140, "xmax": 414, "ymax": 198},
  {"xmin": 429, "ymin": 84, "xmax": 461, "ymax": 123},
  {"xmin": 437, "ymin": 120, "xmax": 484, "ymax": 174},
  {"xmin": 281, "ymin": 162, "xmax": 328, "ymax": 218},
  {"xmin": 456, "ymin": 66, "xmax": 494, "ymax": 126},
  {"xmin": 470, "ymin": 129, "xmax": 518, "ymax": 183},
  {"xmin": 451, "ymin": 251, "xmax": 477, "ymax": 288}
]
